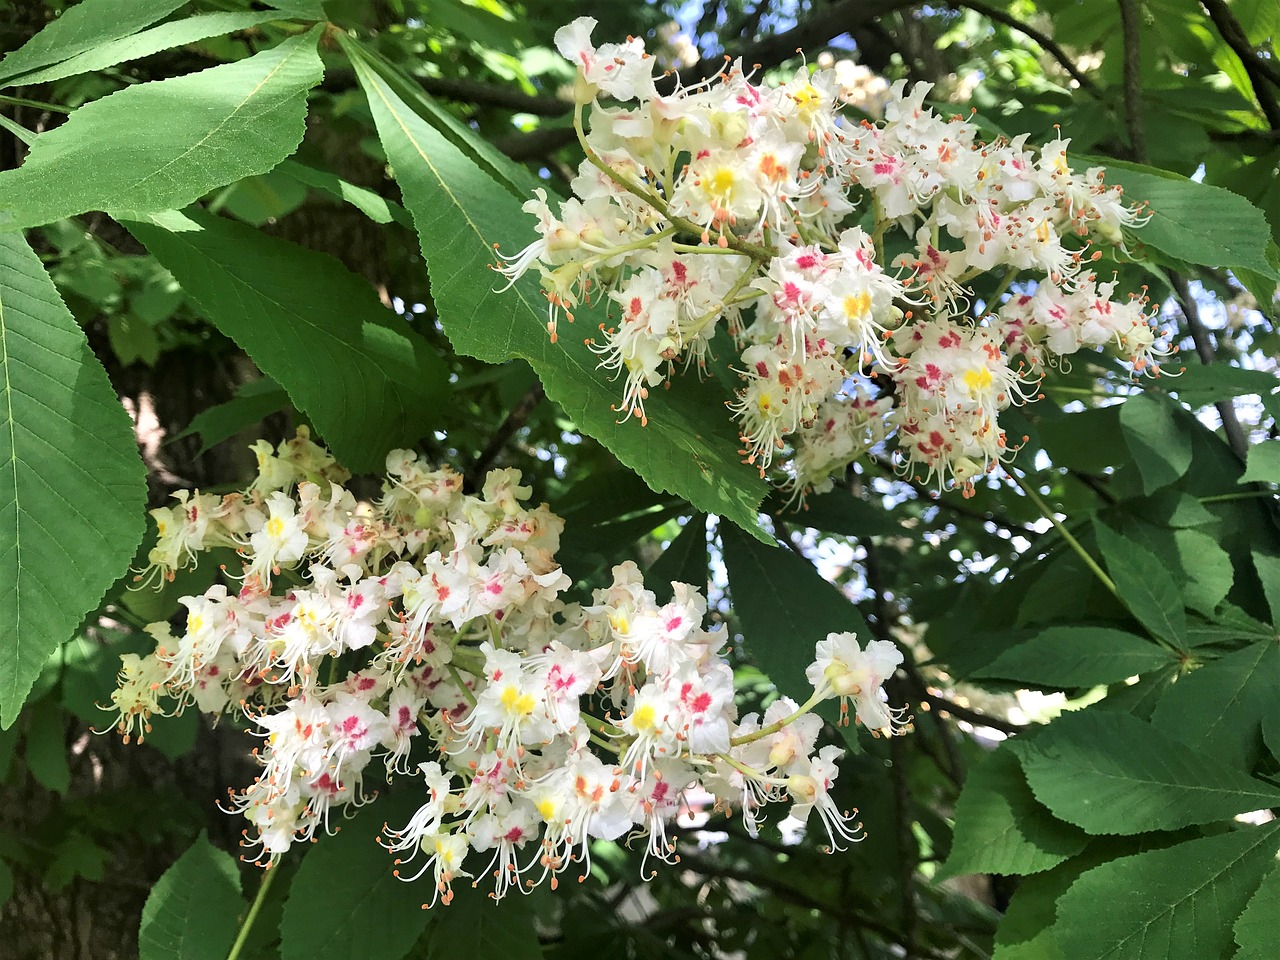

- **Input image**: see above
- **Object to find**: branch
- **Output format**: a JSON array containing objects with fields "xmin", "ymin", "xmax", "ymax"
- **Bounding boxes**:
[
  {"xmin": 1168, "ymin": 271, "xmax": 1251, "ymax": 461},
  {"xmin": 416, "ymin": 75, "xmax": 571, "ymax": 116},
  {"xmin": 466, "ymin": 382, "xmax": 546, "ymax": 489},
  {"xmin": 867, "ymin": 454, "xmax": 1036, "ymax": 537},
  {"xmin": 668, "ymin": 0, "xmax": 918, "ymax": 86},
  {"xmin": 945, "ymin": 0, "xmax": 1103, "ymax": 98},
  {"xmin": 680, "ymin": 856, "xmax": 958, "ymax": 960},
  {"xmin": 1201, "ymin": 0, "xmax": 1280, "ymax": 130},
  {"xmin": 1118, "ymin": 0, "xmax": 1147, "ymax": 162}
]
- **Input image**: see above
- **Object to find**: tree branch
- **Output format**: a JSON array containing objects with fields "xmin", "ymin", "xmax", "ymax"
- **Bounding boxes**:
[
  {"xmin": 1201, "ymin": 0, "xmax": 1280, "ymax": 130},
  {"xmin": 946, "ymin": 0, "xmax": 1103, "ymax": 98},
  {"xmin": 1168, "ymin": 271, "xmax": 1251, "ymax": 461},
  {"xmin": 466, "ymin": 382, "xmax": 546, "ymax": 489},
  {"xmin": 1118, "ymin": 0, "xmax": 1147, "ymax": 162}
]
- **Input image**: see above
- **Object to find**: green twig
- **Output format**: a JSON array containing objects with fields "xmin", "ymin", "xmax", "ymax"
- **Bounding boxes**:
[
  {"xmin": 226, "ymin": 865, "xmax": 279, "ymax": 960},
  {"xmin": 1007, "ymin": 469, "xmax": 1118, "ymax": 598}
]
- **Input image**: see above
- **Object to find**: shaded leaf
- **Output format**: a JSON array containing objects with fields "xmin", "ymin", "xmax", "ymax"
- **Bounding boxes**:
[
  {"xmin": 977, "ymin": 627, "xmax": 1175, "ymax": 687},
  {"xmin": 1094, "ymin": 522, "xmax": 1187, "ymax": 646},
  {"xmin": 173, "ymin": 379, "xmax": 291, "ymax": 455},
  {"xmin": 23, "ymin": 698, "xmax": 69, "ymax": 795},
  {"xmin": 1120, "ymin": 392, "xmax": 1192, "ymax": 495},
  {"xmin": 417, "ymin": 884, "xmax": 540, "ymax": 960},
  {"xmin": 719, "ymin": 522, "xmax": 871, "ymax": 742},
  {"xmin": 138, "ymin": 834, "xmax": 244, "ymax": 960},
  {"xmin": 279, "ymin": 792, "xmax": 435, "ymax": 960},
  {"xmin": 127, "ymin": 211, "xmax": 447, "ymax": 474},
  {"xmin": 938, "ymin": 746, "xmax": 1087, "ymax": 879},
  {"xmin": 647, "ymin": 515, "xmax": 709, "ymax": 600}
]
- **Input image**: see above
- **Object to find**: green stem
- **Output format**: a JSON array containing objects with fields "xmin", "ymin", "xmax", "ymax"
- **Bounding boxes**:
[
  {"xmin": 729, "ymin": 689, "xmax": 827, "ymax": 747},
  {"xmin": 226, "ymin": 865, "xmax": 279, "ymax": 960},
  {"xmin": 1007, "ymin": 469, "xmax": 1118, "ymax": 599},
  {"xmin": 447, "ymin": 663, "xmax": 478, "ymax": 707},
  {"xmin": 1199, "ymin": 491, "xmax": 1277, "ymax": 504},
  {"xmin": 0, "ymin": 92, "xmax": 70, "ymax": 114},
  {"xmin": 982, "ymin": 268, "xmax": 1019, "ymax": 311},
  {"xmin": 573, "ymin": 102, "xmax": 773, "ymax": 262}
]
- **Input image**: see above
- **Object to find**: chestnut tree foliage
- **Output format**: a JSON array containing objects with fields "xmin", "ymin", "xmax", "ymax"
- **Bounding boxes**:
[{"xmin": 0, "ymin": 1, "xmax": 1279, "ymax": 958}]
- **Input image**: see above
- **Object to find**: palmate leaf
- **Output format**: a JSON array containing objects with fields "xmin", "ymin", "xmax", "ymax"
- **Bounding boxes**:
[
  {"xmin": 0, "ymin": 0, "xmax": 186, "ymax": 84},
  {"xmin": 345, "ymin": 45, "xmax": 768, "ymax": 537},
  {"xmin": 1150, "ymin": 639, "xmax": 1280, "ymax": 770},
  {"xmin": 1053, "ymin": 823, "xmax": 1280, "ymax": 960},
  {"xmin": 138, "ymin": 834, "xmax": 244, "ymax": 960},
  {"xmin": 127, "ymin": 211, "xmax": 448, "ymax": 474},
  {"xmin": 0, "ymin": 30, "xmax": 324, "ymax": 231},
  {"xmin": 0, "ymin": 233, "xmax": 146, "ymax": 727}
]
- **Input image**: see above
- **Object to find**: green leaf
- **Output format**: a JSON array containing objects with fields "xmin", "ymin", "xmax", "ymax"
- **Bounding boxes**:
[
  {"xmin": 0, "ymin": 30, "xmax": 324, "ymax": 231},
  {"xmin": 127, "ymin": 210, "xmax": 447, "ymax": 474},
  {"xmin": 719, "ymin": 522, "xmax": 870, "ymax": 739},
  {"xmin": 1234, "ymin": 862, "xmax": 1280, "ymax": 960},
  {"xmin": 107, "ymin": 313, "xmax": 160, "ymax": 367},
  {"xmin": 0, "ymin": 0, "xmax": 186, "ymax": 84},
  {"xmin": 1239, "ymin": 441, "xmax": 1280, "ymax": 485},
  {"xmin": 647, "ymin": 515, "xmax": 709, "ymax": 599},
  {"xmin": 1054, "ymin": 823, "xmax": 1280, "ymax": 960},
  {"xmin": 1150, "ymin": 640, "xmax": 1280, "ymax": 770},
  {"xmin": 278, "ymin": 793, "xmax": 435, "ymax": 960},
  {"xmin": 1252, "ymin": 551, "xmax": 1280, "ymax": 624},
  {"xmin": 0, "ymin": 233, "xmax": 147, "ymax": 727},
  {"xmin": 5, "ymin": 12, "xmax": 281, "ymax": 87},
  {"xmin": 215, "ymin": 169, "xmax": 308, "ymax": 227},
  {"xmin": 23, "ymin": 697, "xmax": 69, "ymax": 795},
  {"xmin": 0, "ymin": 858, "xmax": 11, "ymax": 908},
  {"xmin": 1011, "ymin": 710, "xmax": 1280, "ymax": 835},
  {"xmin": 976, "ymin": 627, "xmax": 1175, "ymax": 687},
  {"xmin": 1119, "ymin": 392, "xmax": 1192, "ymax": 495},
  {"xmin": 345, "ymin": 47, "xmax": 768, "ymax": 537},
  {"xmin": 1107, "ymin": 166, "xmax": 1278, "ymax": 277},
  {"xmin": 277, "ymin": 159, "xmax": 411, "ymax": 227},
  {"xmin": 1094, "ymin": 522, "xmax": 1187, "ymax": 646},
  {"xmin": 417, "ymin": 884, "xmax": 540, "ymax": 959},
  {"xmin": 1166, "ymin": 364, "xmax": 1280, "ymax": 408},
  {"xmin": 173, "ymin": 379, "xmax": 291, "ymax": 454},
  {"xmin": 138, "ymin": 833, "xmax": 244, "ymax": 960},
  {"xmin": 45, "ymin": 830, "xmax": 111, "ymax": 890},
  {"xmin": 1169, "ymin": 528, "xmax": 1234, "ymax": 616},
  {"xmin": 937, "ymin": 746, "xmax": 1087, "ymax": 879}
]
